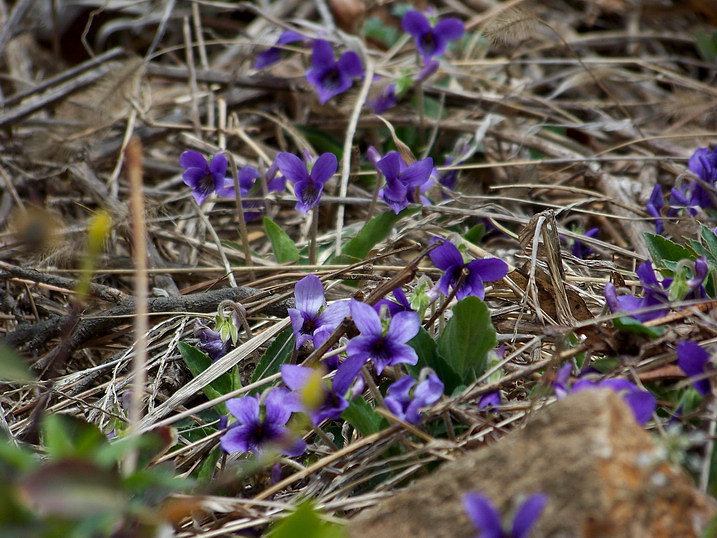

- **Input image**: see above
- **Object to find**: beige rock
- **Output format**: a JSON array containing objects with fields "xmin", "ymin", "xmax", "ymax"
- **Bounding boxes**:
[{"xmin": 348, "ymin": 389, "xmax": 715, "ymax": 537}]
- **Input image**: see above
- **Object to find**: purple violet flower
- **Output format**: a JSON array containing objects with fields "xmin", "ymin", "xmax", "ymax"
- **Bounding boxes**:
[
  {"xmin": 281, "ymin": 355, "xmax": 365, "ymax": 424},
  {"xmin": 220, "ymin": 388, "xmax": 306, "ymax": 456},
  {"xmin": 306, "ymin": 39, "xmax": 364, "ymax": 104},
  {"xmin": 677, "ymin": 340, "xmax": 713, "ymax": 396},
  {"xmin": 194, "ymin": 321, "xmax": 228, "ymax": 361},
  {"xmin": 275, "ymin": 151, "xmax": 338, "ymax": 213},
  {"xmin": 478, "ymin": 391, "xmax": 501, "ymax": 410},
  {"xmin": 368, "ymin": 82, "xmax": 398, "ymax": 114},
  {"xmin": 554, "ymin": 365, "xmax": 656, "ymax": 426},
  {"xmin": 604, "ymin": 261, "xmax": 669, "ymax": 322},
  {"xmin": 415, "ymin": 59, "xmax": 440, "ymax": 83},
  {"xmin": 571, "ymin": 227, "xmax": 598, "ymax": 259},
  {"xmin": 179, "ymin": 150, "xmax": 233, "ymax": 205},
  {"xmin": 462, "ymin": 492, "xmax": 548, "ymax": 538},
  {"xmin": 254, "ymin": 30, "xmax": 304, "ymax": 70},
  {"xmin": 288, "ymin": 274, "xmax": 349, "ymax": 350},
  {"xmin": 688, "ymin": 147, "xmax": 717, "ymax": 183},
  {"xmin": 376, "ymin": 151, "xmax": 434, "ymax": 213},
  {"xmin": 347, "ymin": 299, "xmax": 419, "ymax": 374},
  {"xmin": 646, "ymin": 184, "xmax": 666, "ymax": 235},
  {"xmin": 374, "ymin": 287, "xmax": 413, "ymax": 317},
  {"xmin": 402, "ymin": 10, "xmax": 465, "ymax": 61},
  {"xmin": 384, "ymin": 373, "xmax": 443, "ymax": 424},
  {"xmin": 429, "ymin": 237, "xmax": 509, "ymax": 300}
]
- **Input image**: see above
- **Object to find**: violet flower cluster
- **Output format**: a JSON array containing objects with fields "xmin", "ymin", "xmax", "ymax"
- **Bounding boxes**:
[
  {"xmin": 647, "ymin": 146, "xmax": 717, "ymax": 234},
  {"xmin": 384, "ymin": 372, "xmax": 443, "ymax": 424},
  {"xmin": 553, "ymin": 364, "xmax": 656, "ymax": 426},
  {"xmin": 429, "ymin": 237, "xmax": 509, "ymax": 301},
  {"xmin": 604, "ymin": 258, "xmax": 707, "ymax": 322},
  {"xmin": 463, "ymin": 492, "xmax": 548, "ymax": 538}
]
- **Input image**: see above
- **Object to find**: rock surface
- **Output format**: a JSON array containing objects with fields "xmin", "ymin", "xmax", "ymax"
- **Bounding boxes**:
[{"xmin": 348, "ymin": 389, "xmax": 715, "ymax": 537}]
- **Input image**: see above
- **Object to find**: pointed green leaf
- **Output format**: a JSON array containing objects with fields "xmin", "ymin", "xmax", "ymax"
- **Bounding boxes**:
[
  {"xmin": 267, "ymin": 502, "xmax": 347, "ymax": 538},
  {"xmin": 341, "ymin": 397, "xmax": 385, "ymax": 436},
  {"xmin": 644, "ymin": 232, "xmax": 695, "ymax": 269},
  {"xmin": 263, "ymin": 217, "xmax": 300, "ymax": 263},
  {"xmin": 407, "ymin": 328, "xmax": 462, "ymax": 393},
  {"xmin": 333, "ymin": 207, "xmax": 421, "ymax": 262},
  {"xmin": 613, "ymin": 316, "xmax": 665, "ymax": 338},
  {"xmin": 437, "ymin": 297, "xmax": 496, "ymax": 380},
  {"xmin": 178, "ymin": 342, "xmax": 234, "ymax": 403}
]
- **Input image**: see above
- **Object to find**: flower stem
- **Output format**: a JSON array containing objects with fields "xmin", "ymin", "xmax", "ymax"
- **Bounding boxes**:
[
  {"xmin": 361, "ymin": 365, "xmax": 385, "ymax": 408},
  {"xmin": 224, "ymin": 151, "xmax": 255, "ymax": 281},
  {"xmin": 309, "ymin": 205, "xmax": 319, "ymax": 265}
]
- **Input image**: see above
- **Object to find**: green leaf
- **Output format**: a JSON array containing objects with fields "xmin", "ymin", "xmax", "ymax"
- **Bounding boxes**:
[
  {"xmin": 250, "ymin": 327, "xmax": 294, "ymax": 391},
  {"xmin": 696, "ymin": 30, "xmax": 717, "ymax": 63},
  {"xmin": 613, "ymin": 316, "xmax": 665, "ymax": 338},
  {"xmin": 267, "ymin": 502, "xmax": 347, "ymax": 538},
  {"xmin": 464, "ymin": 223, "xmax": 486, "ymax": 245},
  {"xmin": 263, "ymin": 217, "xmax": 300, "ymax": 263},
  {"xmin": 42, "ymin": 415, "xmax": 106, "ymax": 461},
  {"xmin": 437, "ymin": 297, "xmax": 496, "ymax": 380},
  {"xmin": 406, "ymin": 328, "xmax": 462, "ymax": 394},
  {"xmin": 0, "ymin": 343, "xmax": 35, "ymax": 383},
  {"xmin": 342, "ymin": 397, "xmax": 385, "ymax": 436},
  {"xmin": 644, "ymin": 233, "xmax": 695, "ymax": 269},
  {"xmin": 334, "ymin": 207, "xmax": 420, "ymax": 262},
  {"xmin": 194, "ymin": 447, "xmax": 221, "ymax": 483},
  {"xmin": 0, "ymin": 436, "xmax": 36, "ymax": 473},
  {"xmin": 178, "ymin": 342, "xmax": 233, "ymax": 396},
  {"xmin": 363, "ymin": 16, "xmax": 400, "ymax": 48}
]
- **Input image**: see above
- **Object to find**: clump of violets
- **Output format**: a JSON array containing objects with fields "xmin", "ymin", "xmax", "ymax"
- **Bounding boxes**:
[
  {"xmin": 288, "ymin": 274, "xmax": 349, "ymax": 350},
  {"xmin": 553, "ymin": 364, "xmax": 656, "ymax": 426},
  {"xmin": 647, "ymin": 147, "xmax": 717, "ymax": 234},
  {"xmin": 605, "ymin": 258, "xmax": 707, "ymax": 323},
  {"xmin": 462, "ymin": 491, "xmax": 548, "ymax": 538},
  {"xmin": 254, "ymin": 30, "xmax": 304, "ymax": 70},
  {"xmin": 275, "ymin": 151, "xmax": 338, "ymax": 213},
  {"xmin": 374, "ymin": 151, "xmax": 434, "ymax": 213},
  {"xmin": 677, "ymin": 340, "xmax": 713, "ymax": 396},
  {"xmin": 179, "ymin": 151, "xmax": 234, "ymax": 205},
  {"xmin": 281, "ymin": 355, "xmax": 365, "ymax": 425},
  {"xmin": 220, "ymin": 388, "xmax": 306, "ymax": 456},
  {"xmin": 429, "ymin": 237, "xmax": 509, "ymax": 300},
  {"xmin": 384, "ymin": 372, "xmax": 443, "ymax": 424},
  {"xmin": 347, "ymin": 299, "xmax": 419, "ymax": 374},
  {"xmin": 306, "ymin": 39, "xmax": 364, "ymax": 104},
  {"xmin": 402, "ymin": 10, "xmax": 465, "ymax": 61}
]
